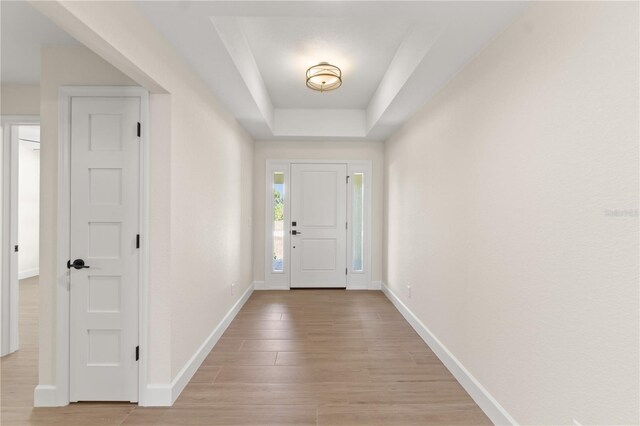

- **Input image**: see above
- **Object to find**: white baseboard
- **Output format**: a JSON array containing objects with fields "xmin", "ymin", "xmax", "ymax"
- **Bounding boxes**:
[
  {"xmin": 347, "ymin": 281, "xmax": 381, "ymax": 290},
  {"xmin": 254, "ymin": 281, "xmax": 289, "ymax": 290},
  {"xmin": 18, "ymin": 268, "xmax": 39, "ymax": 280},
  {"xmin": 140, "ymin": 282, "xmax": 254, "ymax": 407},
  {"xmin": 141, "ymin": 384, "xmax": 172, "ymax": 407},
  {"xmin": 369, "ymin": 280, "xmax": 382, "ymax": 290},
  {"xmin": 34, "ymin": 385, "xmax": 58, "ymax": 407},
  {"xmin": 347, "ymin": 282, "xmax": 366, "ymax": 290},
  {"xmin": 257, "ymin": 281, "xmax": 381, "ymax": 291},
  {"xmin": 381, "ymin": 283, "xmax": 517, "ymax": 426}
]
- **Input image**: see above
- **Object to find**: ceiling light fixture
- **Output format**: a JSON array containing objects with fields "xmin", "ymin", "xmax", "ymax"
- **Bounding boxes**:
[{"xmin": 306, "ymin": 62, "xmax": 342, "ymax": 92}]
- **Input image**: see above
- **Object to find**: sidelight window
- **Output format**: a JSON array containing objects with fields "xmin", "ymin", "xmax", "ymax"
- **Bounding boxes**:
[
  {"xmin": 272, "ymin": 172, "xmax": 285, "ymax": 272},
  {"xmin": 351, "ymin": 173, "xmax": 364, "ymax": 272}
]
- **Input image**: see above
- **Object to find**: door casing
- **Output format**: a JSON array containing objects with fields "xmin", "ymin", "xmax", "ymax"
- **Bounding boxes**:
[
  {"xmin": 263, "ymin": 160, "xmax": 372, "ymax": 290},
  {"xmin": 53, "ymin": 87, "xmax": 149, "ymax": 406}
]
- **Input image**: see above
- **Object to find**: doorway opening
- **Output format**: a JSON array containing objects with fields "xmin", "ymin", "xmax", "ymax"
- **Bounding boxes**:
[
  {"xmin": 17, "ymin": 126, "xmax": 40, "ymax": 281},
  {"xmin": 1, "ymin": 119, "xmax": 41, "ymax": 358}
]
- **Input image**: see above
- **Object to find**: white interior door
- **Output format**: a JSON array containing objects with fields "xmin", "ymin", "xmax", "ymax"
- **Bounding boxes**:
[
  {"xmin": 290, "ymin": 163, "xmax": 347, "ymax": 288},
  {"xmin": 69, "ymin": 97, "xmax": 140, "ymax": 402}
]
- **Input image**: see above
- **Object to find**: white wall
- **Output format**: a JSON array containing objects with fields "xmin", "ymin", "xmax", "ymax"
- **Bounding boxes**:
[
  {"xmin": 253, "ymin": 140, "xmax": 383, "ymax": 284},
  {"xmin": 17, "ymin": 126, "xmax": 40, "ymax": 278},
  {"xmin": 34, "ymin": 0, "xmax": 255, "ymax": 399},
  {"xmin": 384, "ymin": 2, "xmax": 638, "ymax": 425}
]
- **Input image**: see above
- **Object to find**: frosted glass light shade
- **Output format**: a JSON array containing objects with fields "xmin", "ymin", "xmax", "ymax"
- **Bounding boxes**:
[{"xmin": 306, "ymin": 62, "xmax": 342, "ymax": 92}]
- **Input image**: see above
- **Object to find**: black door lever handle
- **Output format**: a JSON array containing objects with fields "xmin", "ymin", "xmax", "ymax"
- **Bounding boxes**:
[{"xmin": 67, "ymin": 259, "xmax": 90, "ymax": 270}]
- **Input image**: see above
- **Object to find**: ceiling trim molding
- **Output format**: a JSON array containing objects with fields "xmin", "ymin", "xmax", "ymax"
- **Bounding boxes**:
[
  {"xmin": 211, "ymin": 16, "xmax": 275, "ymax": 130},
  {"xmin": 274, "ymin": 108, "xmax": 365, "ymax": 138},
  {"xmin": 365, "ymin": 24, "xmax": 444, "ymax": 133}
]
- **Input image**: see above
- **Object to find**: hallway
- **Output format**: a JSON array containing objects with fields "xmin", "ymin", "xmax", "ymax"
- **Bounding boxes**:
[{"xmin": 1, "ymin": 284, "xmax": 490, "ymax": 425}]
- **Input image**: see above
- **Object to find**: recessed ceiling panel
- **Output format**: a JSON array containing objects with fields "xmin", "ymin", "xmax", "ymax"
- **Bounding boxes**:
[{"xmin": 239, "ymin": 17, "xmax": 410, "ymax": 109}]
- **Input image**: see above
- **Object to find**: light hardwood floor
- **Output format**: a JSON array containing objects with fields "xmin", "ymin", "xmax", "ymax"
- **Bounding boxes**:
[{"xmin": 1, "ymin": 280, "xmax": 491, "ymax": 425}]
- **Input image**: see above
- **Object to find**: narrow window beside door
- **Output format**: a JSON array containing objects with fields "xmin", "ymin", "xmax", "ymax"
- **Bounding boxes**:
[
  {"xmin": 272, "ymin": 172, "xmax": 285, "ymax": 272},
  {"xmin": 352, "ymin": 173, "xmax": 364, "ymax": 272}
]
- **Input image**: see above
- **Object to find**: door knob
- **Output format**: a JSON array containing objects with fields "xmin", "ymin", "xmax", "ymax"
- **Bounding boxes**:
[{"xmin": 67, "ymin": 259, "xmax": 90, "ymax": 270}]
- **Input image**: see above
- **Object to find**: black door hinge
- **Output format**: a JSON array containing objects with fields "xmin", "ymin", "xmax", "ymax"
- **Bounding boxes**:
[
  {"xmin": 136, "ymin": 234, "xmax": 140, "ymax": 249},
  {"xmin": 137, "ymin": 122, "xmax": 141, "ymax": 137},
  {"xmin": 135, "ymin": 346, "xmax": 139, "ymax": 361},
  {"xmin": 345, "ymin": 268, "xmax": 348, "ymax": 275},
  {"xmin": 346, "ymin": 175, "xmax": 350, "ymax": 184},
  {"xmin": 14, "ymin": 245, "xmax": 18, "ymax": 252}
]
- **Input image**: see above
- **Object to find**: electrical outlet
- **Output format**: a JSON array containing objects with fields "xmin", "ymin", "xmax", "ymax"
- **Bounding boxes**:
[
  {"xmin": 231, "ymin": 282, "xmax": 236, "ymax": 295},
  {"xmin": 407, "ymin": 285, "xmax": 411, "ymax": 299}
]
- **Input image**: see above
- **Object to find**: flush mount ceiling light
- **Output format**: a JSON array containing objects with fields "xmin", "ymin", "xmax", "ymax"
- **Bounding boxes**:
[{"xmin": 306, "ymin": 62, "xmax": 342, "ymax": 92}]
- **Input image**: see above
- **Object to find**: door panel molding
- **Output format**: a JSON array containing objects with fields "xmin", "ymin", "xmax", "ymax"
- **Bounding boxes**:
[{"xmin": 48, "ymin": 87, "xmax": 149, "ymax": 407}]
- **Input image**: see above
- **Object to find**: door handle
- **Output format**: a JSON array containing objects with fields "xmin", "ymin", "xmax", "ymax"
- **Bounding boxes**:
[
  {"xmin": 291, "ymin": 230, "xmax": 302, "ymax": 235},
  {"xmin": 67, "ymin": 259, "xmax": 90, "ymax": 270}
]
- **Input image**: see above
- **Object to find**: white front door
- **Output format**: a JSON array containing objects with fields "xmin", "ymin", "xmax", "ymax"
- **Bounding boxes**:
[
  {"xmin": 290, "ymin": 163, "xmax": 347, "ymax": 288},
  {"xmin": 69, "ymin": 97, "xmax": 140, "ymax": 402}
]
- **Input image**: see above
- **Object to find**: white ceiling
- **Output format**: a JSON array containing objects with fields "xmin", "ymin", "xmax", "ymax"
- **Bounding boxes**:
[
  {"xmin": 241, "ymin": 16, "xmax": 411, "ymax": 109},
  {"xmin": 137, "ymin": 1, "xmax": 527, "ymax": 141},
  {"xmin": 1, "ymin": 0, "xmax": 78, "ymax": 84}
]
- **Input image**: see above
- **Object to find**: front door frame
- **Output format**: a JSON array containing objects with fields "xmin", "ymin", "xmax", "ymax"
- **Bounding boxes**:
[
  {"xmin": 263, "ymin": 159, "xmax": 372, "ymax": 290},
  {"xmin": 55, "ymin": 86, "xmax": 149, "ymax": 406}
]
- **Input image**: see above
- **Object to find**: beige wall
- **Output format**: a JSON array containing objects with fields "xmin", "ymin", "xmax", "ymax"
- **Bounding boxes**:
[
  {"xmin": 1, "ymin": 85, "xmax": 40, "ymax": 116},
  {"xmin": 39, "ymin": 46, "xmax": 137, "ymax": 386},
  {"xmin": 384, "ymin": 2, "xmax": 638, "ymax": 424},
  {"xmin": 253, "ymin": 140, "xmax": 384, "ymax": 284},
  {"xmin": 36, "ymin": 0, "xmax": 254, "ymax": 391},
  {"xmin": 168, "ymin": 87, "xmax": 253, "ymax": 378}
]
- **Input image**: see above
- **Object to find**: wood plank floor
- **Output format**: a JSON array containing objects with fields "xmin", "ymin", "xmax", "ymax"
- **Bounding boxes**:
[{"xmin": 1, "ymin": 280, "xmax": 491, "ymax": 425}]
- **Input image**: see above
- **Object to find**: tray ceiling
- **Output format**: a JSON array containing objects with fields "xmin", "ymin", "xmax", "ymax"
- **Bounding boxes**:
[{"xmin": 137, "ymin": 1, "xmax": 528, "ymax": 140}]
